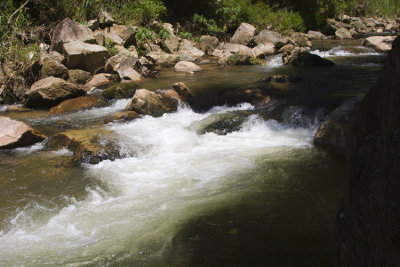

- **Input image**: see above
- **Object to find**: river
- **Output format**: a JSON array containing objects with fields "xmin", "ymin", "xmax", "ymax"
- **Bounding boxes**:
[{"xmin": 0, "ymin": 42, "xmax": 385, "ymax": 266}]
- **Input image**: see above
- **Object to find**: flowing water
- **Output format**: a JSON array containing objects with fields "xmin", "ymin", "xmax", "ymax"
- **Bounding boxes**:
[{"xmin": 0, "ymin": 43, "xmax": 386, "ymax": 266}]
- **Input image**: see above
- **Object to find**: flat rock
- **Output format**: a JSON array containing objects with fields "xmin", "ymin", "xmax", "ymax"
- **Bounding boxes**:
[
  {"xmin": 83, "ymin": 73, "xmax": 114, "ymax": 90},
  {"xmin": 364, "ymin": 36, "xmax": 396, "ymax": 52},
  {"xmin": 23, "ymin": 77, "xmax": 86, "ymax": 108},
  {"xmin": 49, "ymin": 96, "xmax": 107, "ymax": 115},
  {"xmin": 0, "ymin": 116, "xmax": 45, "ymax": 149},
  {"xmin": 63, "ymin": 41, "xmax": 109, "ymax": 73}
]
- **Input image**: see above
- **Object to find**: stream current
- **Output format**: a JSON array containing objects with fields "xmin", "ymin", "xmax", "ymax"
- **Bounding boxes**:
[{"xmin": 0, "ymin": 42, "xmax": 385, "ymax": 266}]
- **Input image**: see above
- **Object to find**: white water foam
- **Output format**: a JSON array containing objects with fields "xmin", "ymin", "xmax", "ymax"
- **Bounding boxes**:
[
  {"xmin": 0, "ymin": 104, "xmax": 315, "ymax": 266},
  {"xmin": 311, "ymin": 46, "xmax": 381, "ymax": 58}
]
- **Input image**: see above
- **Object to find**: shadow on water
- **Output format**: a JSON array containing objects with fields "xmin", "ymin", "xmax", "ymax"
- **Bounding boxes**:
[{"xmin": 167, "ymin": 149, "xmax": 346, "ymax": 267}]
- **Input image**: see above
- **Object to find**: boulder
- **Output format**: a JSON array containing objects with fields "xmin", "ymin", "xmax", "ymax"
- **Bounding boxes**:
[
  {"xmin": 104, "ymin": 32, "xmax": 124, "ymax": 46},
  {"xmin": 231, "ymin": 23, "xmax": 256, "ymax": 45},
  {"xmin": 334, "ymin": 36, "xmax": 400, "ymax": 266},
  {"xmin": 102, "ymin": 83, "xmax": 137, "ymax": 99},
  {"xmin": 162, "ymin": 23, "xmax": 175, "ymax": 36},
  {"xmin": 40, "ymin": 56, "xmax": 69, "ymax": 80},
  {"xmin": 117, "ymin": 66, "xmax": 142, "ymax": 82},
  {"xmin": 0, "ymin": 116, "xmax": 45, "ymax": 149},
  {"xmin": 175, "ymin": 61, "xmax": 202, "ymax": 73},
  {"xmin": 178, "ymin": 40, "xmax": 205, "ymax": 60},
  {"xmin": 63, "ymin": 41, "xmax": 109, "ymax": 73},
  {"xmin": 335, "ymin": 28, "xmax": 353, "ymax": 40},
  {"xmin": 68, "ymin": 69, "xmax": 91, "ymax": 85},
  {"xmin": 104, "ymin": 111, "xmax": 140, "ymax": 123},
  {"xmin": 48, "ymin": 128, "xmax": 122, "ymax": 164},
  {"xmin": 115, "ymin": 45, "xmax": 138, "ymax": 58},
  {"xmin": 278, "ymin": 44, "xmax": 295, "ymax": 53},
  {"xmin": 83, "ymin": 73, "xmax": 114, "ymax": 90},
  {"xmin": 252, "ymin": 43, "xmax": 275, "ymax": 58},
  {"xmin": 93, "ymin": 31, "xmax": 106, "ymax": 46},
  {"xmin": 0, "ymin": 75, "xmax": 30, "ymax": 103},
  {"xmin": 147, "ymin": 51, "xmax": 180, "ymax": 67},
  {"xmin": 161, "ymin": 35, "xmax": 180, "ymax": 53},
  {"xmin": 48, "ymin": 51, "xmax": 64, "ymax": 63},
  {"xmin": 200, "ymin": 35, "xmax": 219, "ymax": 55},
  {"xmin": 254, "ymin": 30, "xmax": 290, "ymax": 49},
  {"xmin": 51, "ymin": 18, "xmax": 96, "ymax": 53},
  {"xmin": 290, "ymin": 32, "xmax": 311, "ymax": 47},
  {"xmin": 364, "ymin": 36, "xmax": 396, "ymax": 53},
  {"xmin": 171, "ymin": 82, "xmax": 195, "ymax": 105},
  {"xmin": 88, "ymin": 19, "xmax": 99, "ymax": 31},
  {"xmin": 125, "ymin": 89, "xmax": 178, "ymax": 117},
  {"xmin": 314, "ymin": 97, "xmax": 362, "ymax": 156},
  {"xmin": 307, "ymin": 30, "xmax": 327, "ymax": 40},
  {"xmin": 49, "ymin": 96, "xmax": 107, "ymax": 115},
  {"xmin": 120, "ymin": 26, "xmax": 138, "ymax": 47},
  {"xmin": 283, "ymin": 48, "xmax": 335, "ymax": 67},
  {"xmin": 23, "ymin": 77, "xmax": 86, "ymax": 109}
]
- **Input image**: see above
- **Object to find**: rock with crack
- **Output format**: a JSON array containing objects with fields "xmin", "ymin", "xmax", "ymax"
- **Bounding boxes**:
[{"xmin": 0, "ymin": 116, "xmax": 45, "ymax": 149}]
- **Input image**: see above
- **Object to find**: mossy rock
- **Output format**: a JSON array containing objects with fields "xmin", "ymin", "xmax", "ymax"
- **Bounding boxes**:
[{"xmin": 102, "ymin": 83, "xmax": 137, "ymax": 100}]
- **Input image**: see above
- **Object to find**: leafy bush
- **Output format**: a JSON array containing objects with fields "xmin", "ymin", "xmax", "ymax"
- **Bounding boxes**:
[
  {"xmin": 135, "ymin": 27, "xmax": 157, "ymax": 43},
  {"xmin": 117, "ymin": 0, "xmax": 167, "ymax": 25},
  {"xmin": 179, "ymin": 31, "xmax": 192, "ymax": 39},
  {"xmin": 158, "ymin": 27, "xmax": 171, "ymax": 40},
  {"xmin": 105, "ymin": 39, "xmax": 118, "ymax": 56},
  {"xmin": 278, "ymin": 10, "xmax": 306, "ymax": 33},
  {"xmin": 192, "ymin": 13, "xmax": 221, "ymax": 34}
]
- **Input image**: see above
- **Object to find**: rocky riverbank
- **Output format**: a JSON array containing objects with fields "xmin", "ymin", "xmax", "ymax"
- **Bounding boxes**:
[{"xmin": 0, "ymin": 13, "xmax": 398, "ymax": 157}]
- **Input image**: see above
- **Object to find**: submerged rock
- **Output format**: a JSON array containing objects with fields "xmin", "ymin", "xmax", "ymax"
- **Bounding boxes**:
[
  {"xmin": 283, "ymin": 48, "xmax": 335, "ymax": 67},
  {"xmin": 125, "ymin": 89, "xmax": 178, "ymax": 117},
  {"xmin": 23, "ymin": 77, "xmax": 86, "ymax": 109},
  {"xmin": 49, "ymin": 96, "xmax": 107, "ymax": 115},
  {"xmin": 0, "ymin": 116, "xmax": 45, "ymax": 149},
  {"xmin": 220, "ymin": 87, "xmax": 272, "ymax": 107},
  {"xmin": 104, "ymin": 111, "xmax": 140, "ymax": 123},
  {"xmin": 264, "ymin": 75, "xmax": 303, "ymax": 83},
  {"xmin": 48, "ymin": 128, "xmax": 123, "ymax": 164},
  {"xmin": 102, "ymin": 83, "xmax": 137, "ymax": 99}
]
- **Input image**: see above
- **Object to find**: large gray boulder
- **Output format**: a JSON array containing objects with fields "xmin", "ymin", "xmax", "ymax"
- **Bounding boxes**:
[
  {"xmin": 283, "ymin": 48, "xmax": 335, "ymax": 67},
  {"xmin": 125, "ymin": 89, "xmax": 178, "ymax": 117},
  {"xmin": 335, "ymin": 27, "xmax": 353, "ymax": 40},
  {"xmin": 200, "ymin": 35, "xmax": 219, "ymax": 55},
  {"xmin": 0, "ymin": 116, "xmax": 45, "ymax": 149},
  {"xmin": 178, "ymin": 40, "xmax": 205, "ymax": 61},
  {"xmin": 51, "ymin": 18, "xmax": 97, "ymax": 53},
  {"xmin": 231, "ymin": 23, "xmax": 256, "ymax": 45},
  {"xmin": 364, "ymin": 36, "xmax": 396, "ymax": 52},
  {"xmin": 23, "ymin": 77, "xmax": 86, "ymax": 108},
  {"xmin": 161, "ymin": 36, "xmax": 180, "ymax": 53},
  {"xmin": 252, "ymin": 43, "xmax": 275, "ymax": 58},
  {"xmin": 63, "ymin": 41, "xmax": 109, "ymax": 73},
  {"xmin": 254, "ymin": 30, "xmax": 290, "ymax": 49},
  {"xmin": 175, "ymin": 61, "xmax": 202, "ymax": 73}
]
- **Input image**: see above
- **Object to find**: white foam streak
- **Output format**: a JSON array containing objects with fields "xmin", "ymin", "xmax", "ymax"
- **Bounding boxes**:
[
  {"xmin": 0, "ymin": 105, "xmax": 314, "ymax": 266},
  {"xmin": 311, "ymin": 46, "xmax": 381, "ymax": 58}
]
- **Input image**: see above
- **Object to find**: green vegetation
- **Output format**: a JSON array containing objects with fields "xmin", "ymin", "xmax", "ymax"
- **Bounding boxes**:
[
  {"xmin": 105, "ymin": 39, "xmax": 118, "ymax": 56},
  {"xmin": 178, "ymin": 31, "xmax": 193, "ymax": 39},
  {"xmin": 158, "ymin": 27, "xmax": 171, "ymax": 40}
]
